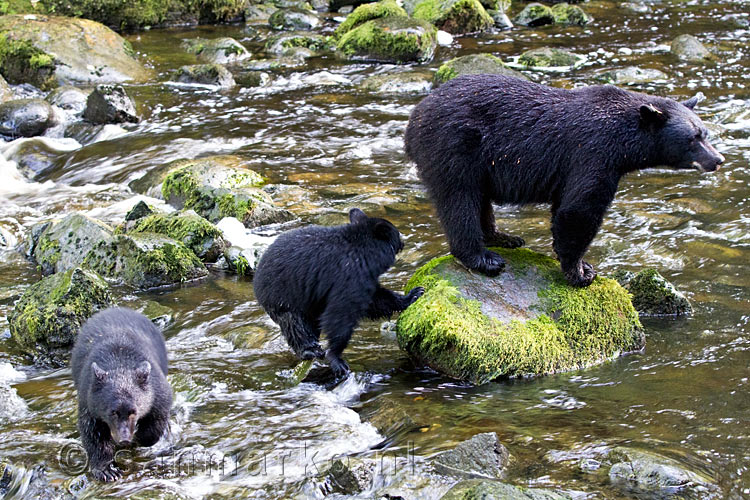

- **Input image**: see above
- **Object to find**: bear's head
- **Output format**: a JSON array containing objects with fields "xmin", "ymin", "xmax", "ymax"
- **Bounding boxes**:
[
  {"xmin": 640, "ymin": 96, "xmax": 724, "ymax": 172},
  {"xmin": 349, "ymin": 208, "xmax": 404, "ymax": 254},
  {"xmin": 89, "ymin": 361, "xmax": 154, "ymax": 444}
]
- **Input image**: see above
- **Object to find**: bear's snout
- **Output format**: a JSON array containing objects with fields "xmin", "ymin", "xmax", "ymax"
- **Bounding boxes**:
[
  {"xmin": 693, "ymin": 141, "xmax": 724, "ymax": 172},
  {"xmin": 112, "ymin": 414, "xmax": 137, "ymax": 444}
]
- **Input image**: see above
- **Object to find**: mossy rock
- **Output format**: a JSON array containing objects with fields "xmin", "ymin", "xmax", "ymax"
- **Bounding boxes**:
[
  {"xmin": 25, "ymin": 213, "xmax": 114, "ymax": 276},
  {"xmin": 413, "ymin": 0, "xmax": 494, "ymax": 35},
  {"xmin": 264, "ymin": 32, "xmax": 332, "ymax": 57},
  {"xmin": 245, "ymin": 3, "xmax": 279, "ymax": 23},
  {"xmin": 174, "ymin": 63, "xmax": 236, "ymax": 88},
  {"xmin": 333, "ymin": 0, "xmax": 408, "ymax": 39},
  {"xmin": 0, "ymin": 15, "xmax": 152, "ymax": 87},
  {"xmin": 336, "ymin": 17, "xmax": 437, "ymax": 64},
  {"xmin": 269, "ymin": 7, "xmax": 320, "ymax": 30},
  {"xmin": 550, "ymin": 3, "xmax": 590, "ymax": 25},
  {"xmin": 125, "ymin": 211, "xmax": 227, "ymax": 262},
  {"xmin": 160, "ymin": 157, "xmax": 293, "ymax": 227},
  {"xmin": 83, "ymin": 233, "xmax": 208, "ymax": 289},
  {"xmin": 358, "ymin": 71, "xmax": 433, "ymax": 94},
  {"xmin": 434, "ymin": 54, "xmax": 527, "ymax": 84},
  {"xmin": 182, "ymin": 37, "xmax": 251, "ymax": 64},
  {"xmin": 8, "ymin": 267, "xmax": 115, "ymax": 366},
  {"xmin": 511, "ymin": 47, "xmax": 586, "ymax": 71},
  {"xmin": 512, "ymin": 2, "xmax": 554, "ymax": 27},
  {"xmin": 612, "ymin": 269, "xmax": 692, "ymax": 316},
  {"xmin": 441, "ymin": 479, "xmax": 574, "ymax": 499},
  {"xmin": 396, "ymin": 248, "xmax": 644, "ymax": 385},
  {"xmin": 432, "ymin": 433, "xmax": 509, "ymax": 479}
]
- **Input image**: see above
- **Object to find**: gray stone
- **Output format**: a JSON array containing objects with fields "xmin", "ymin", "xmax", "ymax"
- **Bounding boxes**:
[
  {"xmin": 612, "ymin": 269, "xmax": 692, "ymax": 316},
  {"xmin": 83, "ymin": 85, "xmax": 138, "ymax": 124},
  {"xmin": 513, "ymin": 3, "xmax": 554, "ymax": 26},
  {"xmin": 182, "ymin": 37, "xmax": 251, "ymax": 65},
  {"xmin": 671, "ymin": 34, "xmax": 713, "ymax": 62},
  {"xmin": 126, "ymin": 211, "xmax": 227, "ymax": 262},
  {"xmin": 359, "ymin": 71, "xmax": 433, "ymax": 94},
  {"xmin": 594, "ymin": 66, "xmax": 668, "ymax": 85},
  {"xmin": 487, "ymin": 9, "xmax": 513, "ymax": 29},
  {"xmin": 269, "ymin": 7, "xmax": 321, "ymax": 30},
  {"xmin": 0, "ymin": 99, "xmax": 57, "ymax": 138},
  {"xmin": 432, "ymin": 433, "xmax": 510, "ymax": 479},
  {"xmin": 244, "ymin": 3, "xmax": 278, "ymax": 23},
  {"xmin": 174, "ymin": 63, "xmax": 236, "ymax": 89},
  {"xmin": 265, "ymin": 32, "xmax": 331, "ymax": 57},
  {"xmin": 45, "ymin": 86, "xmax": 90, "ymax": 116}
]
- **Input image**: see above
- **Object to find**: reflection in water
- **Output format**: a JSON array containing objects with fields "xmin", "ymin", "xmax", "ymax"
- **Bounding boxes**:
[{"xmin": 0, "ymin": 0, "xmax": 749, "ymax": 497}]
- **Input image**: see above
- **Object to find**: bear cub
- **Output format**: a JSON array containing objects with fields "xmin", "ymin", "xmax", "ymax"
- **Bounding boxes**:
[
  {"xmin": 71, "ymin": 307, "xmax": 172, "ymax": 482},
  {"xmin": 405, "ymin": 74, "xmax": 724, "ymax": 287},
  {"xmin": 254, "ymin": 208, "xmax": 424, "ymax": 378}
]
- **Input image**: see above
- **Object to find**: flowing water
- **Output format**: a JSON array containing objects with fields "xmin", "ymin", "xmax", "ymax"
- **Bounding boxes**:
[{"xmin": 1, "ymin": 0, "xmax": 749, "ymax": 497}]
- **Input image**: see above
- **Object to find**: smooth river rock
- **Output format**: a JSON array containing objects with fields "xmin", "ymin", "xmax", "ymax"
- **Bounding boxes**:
[
  {"xmin": 413, "ymin": 0, "xmax": 494, "ymax": 35},
  {"xmin": 435, "ymin": 54, "xmax": 528, "ymax": 84},
  {"xmin": 397, "ymin": 248, "xmax": 645, "ymax": 384},
  {"xmin": 0, "ymin": 99, "xmax": 58, "ymax": 138}
]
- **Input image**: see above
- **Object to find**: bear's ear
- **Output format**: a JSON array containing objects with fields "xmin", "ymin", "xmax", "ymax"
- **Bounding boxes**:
[
  {"xmin": 639, "ymin": 104, "xmax": 667, "ymax": 126},
  {"xmin": 349, "ymin": 207, "xmax": 368, "ymax": 225},
  {"xmin": 135, "ymin": 361, "xmax": 151, "ymax": 386},
  {"xmin": 373, "ymin": 221, "xmax": 395, "ymax": 242},
  {"xmin": 682, "ymin": 96, "xmax": 699, "ymax": 110},
  {"xmin": 92, "ymin": 362, "xmax": 108, "ymax": 382}
]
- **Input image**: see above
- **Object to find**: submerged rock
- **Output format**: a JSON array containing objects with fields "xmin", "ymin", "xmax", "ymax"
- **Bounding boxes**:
[
  {"xmin": 607, "ymin": 448, "xmax": 718, "ymax": 498},
  {"xmin": 45, "ymin": 86, "xmax": 90, "ymax": 117},
  {"xmin": 0, "ymin": 99, "xmax": 58, "ymax": 138},
  {"xmin": 513, "ymin": 47, "xmax": 586, "ymax": 71},
  {"xmin": 359, "ymin": 71, "xmax": 433, "ymax": 94},
  {"xmin": 594, "ymin": 66, "xmax": 668, "ymax": 85},
  {"xmin": 413, "ymin": 0, "xmax": 494, "ymax": 35},
  {"xmin": 324, "ymin": 458, "xmax": 377, "ymax": 495},
  {"xmin": 435, "ymin": 54, "xmax": 527, "ymax": 84},
  {"xmin": 513, "ymin": 3, "xmax": 554, "ymax": 26},
  {"xmin": 182, "ymin": 37, "xmax": 251, "ymax": 65},
  {"xmin": 269, "ymin": 7, "xmax": 321, "ymax": 30},
  {"xmin": 25, "ymin": 213, "xmax": 114, "ymax": 276},
  {"xmin": 0, "ymin": 15, "xmax": 152, "ymax": 88},
  {"xmin": 161, "ymin": 156, "xmax": 293, "ymax": 228},
  {"xmin": 334, "ymin": 0, "xmax": 408, "ymax": 39},
  {"xmin": 671, "ymin": 34, "xmax": 713, "ymax": 63},
  {"xmin": 8, "ymin": 268, "xmax": 115, "ymax": 366},
  {"xmin": 126, "ymin": 211, "xmax": 227, "ymax": 262},
  {"xmin": 83, "ymin": 233, "xmax": 208, "ymax": 289},
  {"xmin": 265, "ymin": 33, "xmax": 331, "ymax": 57},
  {"xmin": 441, "ymin": 480, "xmax": 574, "ymax": 499},
  {"xmin": 174, "ymin": 64, "xmax": 236, "ymax": 89},
  {"xmin": 397, "ymin": 248, "xmax": 644, "ymax": 385},
  {"xmin": 336, "ymin": 17, "xmax": 437, "ymax": 63},
  {"xmin": 432, "ymin": 433, "xmax": 510, "ymax": 479},
  {"xmin": 613, "ymin": 269, "xmax": 692, "ymax": 316},
  {"xmin": 83, "ymin": 85, "xmax": 138, "ymax": 125}
]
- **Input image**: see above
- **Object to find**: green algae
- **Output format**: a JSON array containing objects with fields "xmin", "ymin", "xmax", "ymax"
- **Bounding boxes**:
[{"xmin": 333, "ymin": 0, "xmax": 407, "ymax": 39}]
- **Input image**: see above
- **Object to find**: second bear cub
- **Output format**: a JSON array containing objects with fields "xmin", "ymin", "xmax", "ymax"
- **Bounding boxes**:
[{"xmin": 254, "ymin": 208, "xmax": 424, "ymax": 377}]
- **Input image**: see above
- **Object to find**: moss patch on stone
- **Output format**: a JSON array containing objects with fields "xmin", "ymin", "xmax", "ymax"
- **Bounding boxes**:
[
  {"xmin": 413, "ymin": 0, "xmax": 493, "ymax": 34},
  {"xmin": 0, "ymin": 34, "xmax": 56, "ymax": 90},
  {"xmin": 333, "ymin": 0, "xmax": 407, "ymax": 39},
  {"xmin": 8, "ymin": 267, "xmax": 114, "ymax": 366},
  {"xmin": 434, "ymin": 53, "xmax": 527, "ymax": 84},
  {"xmin": 127, "ymin": 211, "xmax": 226, "ymax": 262},
  {"xmin": 397, "ymin": 248, "xmax": 644, "ymax": 384},
  {"xmin": 336, "ymin": 17, "xmax": 437, "ymax": 63},
  {"xmin": 613, "ymin": 269, "xmax": 692, "ymax": 316},
  {"xmin": 551, "ymin": 3, "xmax": 591, "ymax": 25}
]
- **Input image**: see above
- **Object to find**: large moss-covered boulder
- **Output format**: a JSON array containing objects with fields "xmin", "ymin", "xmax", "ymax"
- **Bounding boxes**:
[
  {"xmin": 182, "ymin": 37, "xmax": 251, "ymax": 64},
  {"xmin": 125, "ymin": 211, "xmax": 227, "ymax": 262},
  {"xmin": 397, "ymin": 248, "xmax": 644, "ymax": 384},
  {"xmin": 83, "ymin": 233, "xmax": 208, "ymax": 289},
  {"xmin": 8, "ymin": 268, "xmax": 115, "ymax": 366},
  {"xmin": 25, "ymin": 213, "xmax": 114, "ymax": 276},
  {"xmin": 336, "ymin": 17, "xmax": 437, "ymax": 63},
  {"xmin": 0, "ymin": 15, "xmax": 152, "ymax": 88},
  {"xmin": 435, "ymin": 54, "xmax": 527, "ymax": 84},
  {"xmin": 513, "ymin": 3, "xmax": 554, "ymax": 26},
  {"xmin": 613, "ymin": 269, "xmax": 692, "ymax": 316},
  {"xmin": 333, "ymin": 0, "xmax": 408, "ymax": 39},
  {"xmin": 0, "ymin": 99, "xmax": 58, "ymax": 137},
  {"xmin": 264, "ymin": 32, "xmax": 331, "ymax": 57},
  {"xmin": 551, "ymin": 3, "xmax": 591, "ymax": 25},
  {"xmin": 413, "ymin": 0, "xmax": 494, "ymax": 35},
  {"xmin": 161, "ymin": 156, "xmax": 294, "ymax": 228}
]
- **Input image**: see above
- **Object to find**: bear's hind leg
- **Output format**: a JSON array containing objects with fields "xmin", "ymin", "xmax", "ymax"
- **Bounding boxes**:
[
  {"xmin": 434, "ymin": 189, "xmax": 505, "ymax": 276},
  {"xmin": 481, "ymin": 199, "xmax": 525, "ymax": 249},
  {"xmin": 270, "ymin": 311, "xmax": 325, "ymax": 360},
  {"xmin": 320, "ymin": 304, "xmax": 363, "ymax": 378},
  {"xmin": 366, "ymin": 286, "xmax": 425, "ymax": 319}
]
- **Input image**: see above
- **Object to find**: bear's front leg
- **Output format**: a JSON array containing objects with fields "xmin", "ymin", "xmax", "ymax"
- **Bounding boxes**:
[
  {"xmin": 135, "ymin": 408, "xmax": 169, "ymax": 448},
  {"xmin": 552, "ymin": 208, "xmax": 603, "ymax": 288},
  {"xmin": 481, "ymin": 200, "xmax": 525, "ymax": 248},
  {"xmin": 366, "ymin": 286, "xmax": 425, "ymax": 319},
  {"xmin": 79, "ymin": 408, "xmax": 121, "ymax": 482}
]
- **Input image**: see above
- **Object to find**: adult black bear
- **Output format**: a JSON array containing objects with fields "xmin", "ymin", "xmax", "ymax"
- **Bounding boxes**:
[
  {"xmin": 405, "ymin": 74, "xmax": 724, "ymax": 287},
  {"xmin": 253, "ymin": 208, "xmax": 424, "ymax": 378},
  {"xmin": 71, "ymin": 308, "xmax": 172, "ymax": 482}
]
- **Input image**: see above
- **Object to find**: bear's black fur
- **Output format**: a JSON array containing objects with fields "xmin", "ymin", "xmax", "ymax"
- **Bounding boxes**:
[
  {"xmin": 71, "ymin": 307, "xmax": 172, "ymax": 482},
  {"xmin": 405, "ymin": 74, "xmax": 724, "ymax": 286},
  {"xmin": 253, "ymin": 208, "xmax": 424, "ymax": 377}
]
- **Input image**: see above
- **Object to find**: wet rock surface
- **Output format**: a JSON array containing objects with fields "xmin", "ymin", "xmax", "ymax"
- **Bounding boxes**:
[
  {"xmin": 336, "ymin": 17, "xmax": 438, "ymax": 63},
  {"xmin": 0, "ymin": 99, "xmax": 58, "ymax": 138},
  {"xmin": 613, "ymin": 269, "xmax": 693, "ymax": 316},
  {"xmin": 432, "ymin": 433, "xmax": 510, "ymax": 479},
  {"xmin": 174, "ymin": 63, "xmax": 236, "ymax": 88},
  {"xmin": 435, "ymin": 54, "xmax": 527, "ymax": 84}
]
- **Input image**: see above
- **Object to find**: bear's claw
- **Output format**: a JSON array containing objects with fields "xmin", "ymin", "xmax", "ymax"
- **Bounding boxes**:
[
  {"xmin": 485, "ymin": 231, "xmax": 525, "ymax": 249},
  {"xmin": 92, "ymin": 463, "xmax": 122, "ymax": 482},
  {"xmin": 467, "ymin": 249, "xmax": 506, "ymax": 277}
]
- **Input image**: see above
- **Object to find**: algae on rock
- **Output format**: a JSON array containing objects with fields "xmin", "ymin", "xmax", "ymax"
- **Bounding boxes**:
[
  {"xmin": 412, "ymin": 0, "xmax": 494, "ymax": 35},
  {"xmin": 336, "ymin": 17, "xmax": 437, "ymax": 64},
  {"xmin": 333, "ymin": 0, "xmax": 408, "ymax": 39},
  {"xmin": 434, "ymin": 54, "xmax": 527, "ymax": 84},
  {"xmin": 397, "ymin": 248, "xmax": 644, "ymax": 385},
  {"xmin": 8, "ymin": 267, "xmax": 115, "ymax": 366},
  {"xmin": 126, "ymin": 211, "xmax": 227, "ymax": 262}
]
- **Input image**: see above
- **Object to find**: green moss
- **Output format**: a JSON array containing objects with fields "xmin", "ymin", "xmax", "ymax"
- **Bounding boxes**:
[
  {"xmin": 434, "ymin": 65, "xmax": 458, "ymax": 84},
  {"xmin": 551, "ymin": 3, "xmax": 590, "ymax": 25},
  {"xmin": 334, "ymin": 0, "xmax": 407, "ymax": 39},
  {"xmin": 235, "ymin": 255, "xmax": 250, "ymax": 276},
  {"xmin": 0, "ymin": 34, "xmax": 56, "ymax": 90},
  {"xmin": 397, "ymin": 248, "xmax": 644, "ymax": 384},
  {"xmin": 162, "ymin": 166, "xmax": 200, "ymax": 205},
  {"xmin": 135, "ymin": 239, "xmax": 203, "ymax": 283},
  {"xmin": 617, "ymin": 269, "xmax": 692, "ymax": 316},
  {"xmin": 413, "ymin": 0, "xmax": 493, "ymax": 34},
  {"xmin": 128, "ymin": 212, "xmax": 224, "ymax": 260},
  {"xmin": 216, "ymin": 192, "xmax": 256, "ymax": 220},
  {"xmin": 518, "ymin": 47, "xmax": 582, "ymax": 68},
  {"xmin": 37, "ymin": 236, "xmax": 61, "ymax": 266},
  {"xmin": 336, "ymin": 17, "xmax": 437, "ymax": 63}
]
